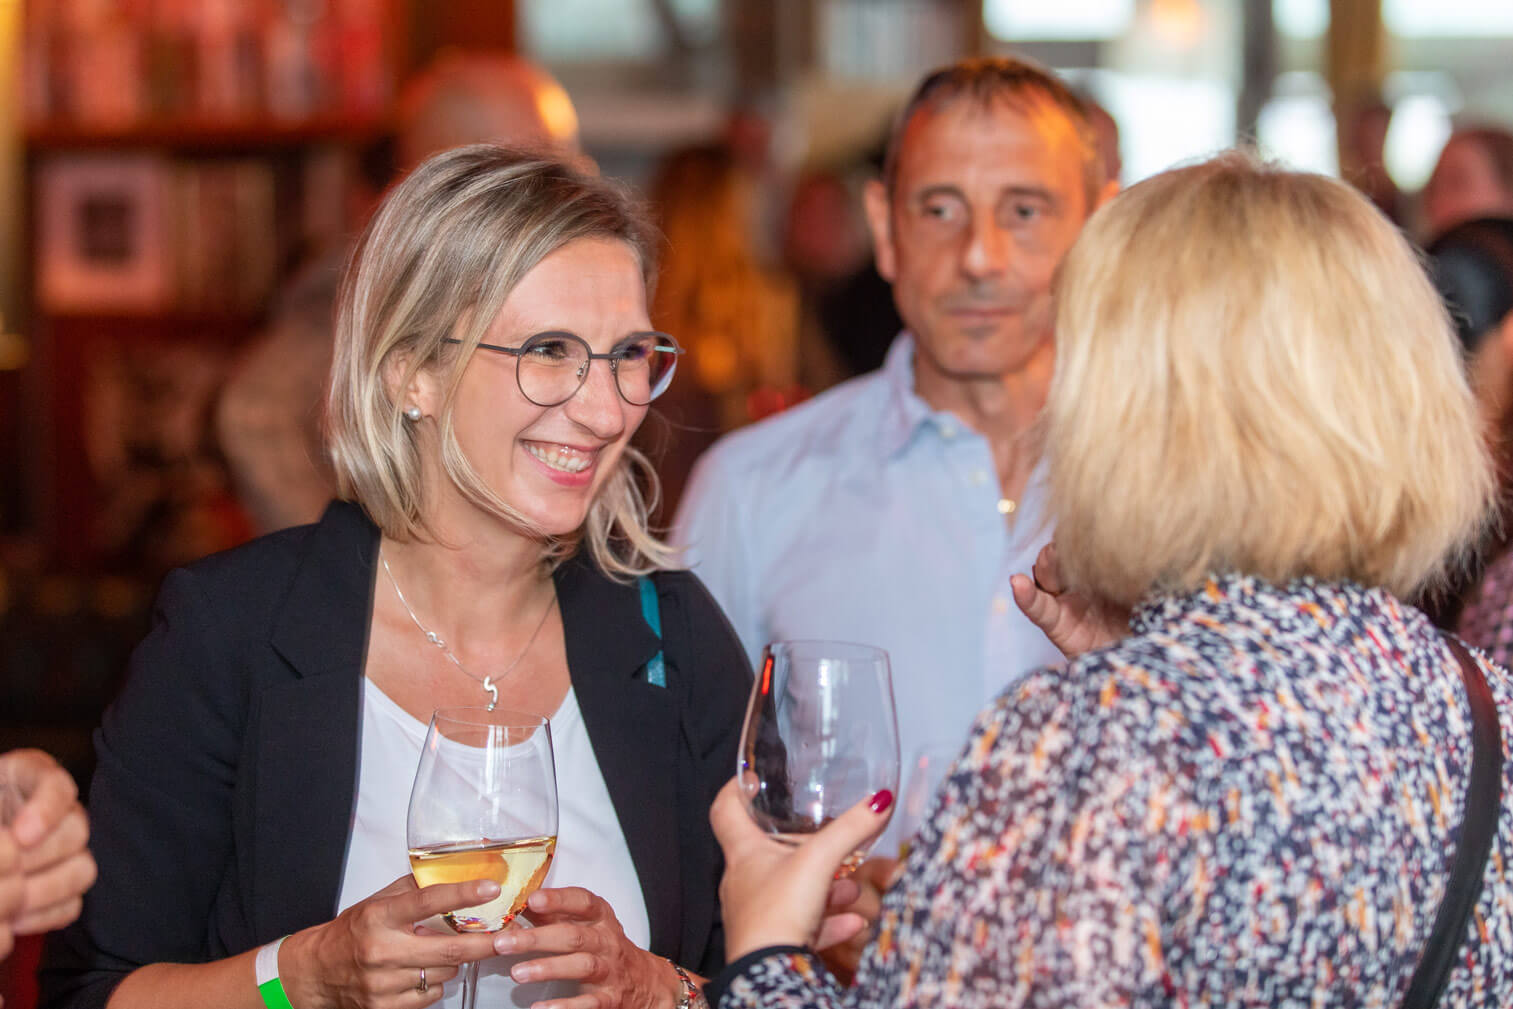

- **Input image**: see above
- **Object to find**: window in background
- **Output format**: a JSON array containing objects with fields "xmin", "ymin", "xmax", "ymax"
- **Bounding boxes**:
[
  {"xmin": 820, "ymin": 0, "xmax": 963, "ymax": 82},
  {"xmin": 1273, "ymin": 0, "xmax": 1326, "ymax": 38},
  {"xmin": 1075, "ymin": 68, "xmax": 1236, "ymax": 182},
  {"xmin": 1385, "ymin": 0, "xmax": 1513, "ymax": 36},
  {"xmin": 982, "ymin": 0, "xmax": 1134, "ymax": 40},
  {"xmin": 1256, "ymin": 73, "xmax": 1337, "ymax": 175},
  {"xmin": 1382, "ymin": 82, "xmax": 1457, "ymax": 192},
  {"xmin": 518, "ymin": 0, "xmax": 720, "ymax": 62}
]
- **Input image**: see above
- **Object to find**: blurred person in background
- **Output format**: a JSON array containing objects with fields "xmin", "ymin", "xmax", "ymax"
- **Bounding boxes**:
[
  {"xmin": 1421, "ymin": 125, "xmax": 1513, "ymax": 241},
  {"xmin": 217, "ymin": 52, "xmax": 582, "ymax": 535},
  {"xmin": 780, "ymin": 166, "xmax": 875, "ymax": 388},
  {"xmin": 0, "ymin": 749, "xmax": 94, "ymax": 961},
  {"xmin": 641, "ymin": 143, "xmax": 800, "ymax": 517},
  {"xmin": 1338, "ymin": 95, "xmax": 1404, "ymax": 225},
  {"xmin": 706, "ymin": 151, "xmax": 1513, "ymax": 1009},
  {"xmin": 782, "ymin": 152, "xmax": 902, "ymax": 382},
  {"xmin": 674, "ymin": 56, "xmax": 1118, "ymax": 978},
  {"xmin": 43, "ymin": 148, "xmax": 748, "ymax": 1009},
  {"xmin": 1426, "ymin": 217, "xmax": 1513, "ymax": 651}
]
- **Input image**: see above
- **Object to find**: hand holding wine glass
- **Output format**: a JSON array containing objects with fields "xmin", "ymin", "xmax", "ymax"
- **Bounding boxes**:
[
  {"xmin": 407, "ymin": 707, "xmax": 557, "ymax": 1009},
  {"xmin": 711, "ymin": 778, "xmax": 895, "ymax": 960}
]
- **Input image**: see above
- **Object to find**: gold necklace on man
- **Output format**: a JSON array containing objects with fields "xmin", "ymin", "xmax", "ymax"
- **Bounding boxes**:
[{"xmin": 381, "ymin": 557, "xmax": 556, "ymax": 711}]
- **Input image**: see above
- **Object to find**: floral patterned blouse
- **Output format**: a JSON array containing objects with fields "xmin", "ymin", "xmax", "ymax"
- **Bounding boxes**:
[{"xmin": 710, "ymin": 575, "xmax": 1513, "ymax": 1009}]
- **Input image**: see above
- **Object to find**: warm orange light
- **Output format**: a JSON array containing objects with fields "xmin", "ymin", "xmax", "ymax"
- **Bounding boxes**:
[{"xmin": 1148, "ymin": 0, "xmax": 1205, "ymax": 49}]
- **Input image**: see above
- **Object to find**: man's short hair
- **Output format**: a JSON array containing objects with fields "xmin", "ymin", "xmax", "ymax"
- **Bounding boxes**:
[{"xmin": 881, "ymin": 57, "xmax": 1101, "ymax": 204}]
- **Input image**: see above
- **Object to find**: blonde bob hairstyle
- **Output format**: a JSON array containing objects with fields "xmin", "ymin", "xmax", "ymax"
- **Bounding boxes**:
[
  {"xmin": 326, "ymin": 144, "xmax": 674, "ymax": 577},
  {"xmin": 1047, "ymin": 150, "xmax": 1496, "ymax": 608}
]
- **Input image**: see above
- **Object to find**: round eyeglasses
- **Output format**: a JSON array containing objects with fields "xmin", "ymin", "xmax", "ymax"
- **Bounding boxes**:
[{"xmin": 444, "ymin": 331, "xmax": 683, "ymax": 407}]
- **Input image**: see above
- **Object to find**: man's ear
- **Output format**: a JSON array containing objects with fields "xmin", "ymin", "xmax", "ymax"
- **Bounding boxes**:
[{"xmin": 863, "ymin": 178, "xmax": 898, "ymax": 283}]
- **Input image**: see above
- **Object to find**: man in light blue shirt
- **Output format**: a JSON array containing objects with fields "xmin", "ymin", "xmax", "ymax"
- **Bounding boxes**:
[{"xmin": 677, "ymin": 58, "xmax": 1118, "ymax": 815}]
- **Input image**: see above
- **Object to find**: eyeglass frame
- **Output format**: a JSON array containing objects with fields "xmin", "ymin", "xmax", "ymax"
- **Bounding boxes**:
[{"xmin": 440, "ymin": 330, "xmax": 684, "ymax": 407}]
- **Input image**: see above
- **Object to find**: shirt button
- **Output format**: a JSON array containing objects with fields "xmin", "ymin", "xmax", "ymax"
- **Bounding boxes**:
[
  {"xmin": 970, "ymin": 469, "xmax": 988, "ymax": 486},
  {"xmin": 939, "ymin": 423, "xmax": 956, "ymax": 439},
  {"xmin": 992, "ymin": 596, "xmax": 1009, "ymax": 614},
  {"xmin": 997, "ymin": 498, "xmax": 1017, "ymax": 515}
]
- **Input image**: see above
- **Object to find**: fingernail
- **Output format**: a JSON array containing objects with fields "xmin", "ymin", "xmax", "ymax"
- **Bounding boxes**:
[
  {"xmin": 494, "ymin": 933, "xmax": 518, "ymax": 954},
  {"xmin": 478, "ymin": 880, "xmax": 501, "ymax": 898},
  {"xmin": 511, "ymin": 963, "xmax": 538, "ymax": 982},
  {"xmin": 869, "ymin": 789, "xmax": 893, "ymax": 813}
]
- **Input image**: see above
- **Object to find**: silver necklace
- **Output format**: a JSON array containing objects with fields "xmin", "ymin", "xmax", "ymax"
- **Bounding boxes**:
[{"xmin": 381, "ymin": 557, "xmax": 556, "ymax": 711}]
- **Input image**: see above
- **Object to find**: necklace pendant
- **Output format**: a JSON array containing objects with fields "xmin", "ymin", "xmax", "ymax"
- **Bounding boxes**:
[{"xmin": 483, "ymin": 675, "xmax": 499, "ymax": 712}]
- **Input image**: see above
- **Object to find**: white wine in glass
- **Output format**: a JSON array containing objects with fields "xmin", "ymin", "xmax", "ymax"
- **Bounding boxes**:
[
  {"xmin": 407, "ymin": 707, "xmax": 557, "ymax": 1009},
  {"xmin": 738, "ymin": 640, "xmax": 900, "ymax": 875}
]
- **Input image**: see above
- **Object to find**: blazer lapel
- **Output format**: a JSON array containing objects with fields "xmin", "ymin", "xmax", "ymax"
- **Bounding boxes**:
[
  {"xmin": 555, "ymin": 558, "xmax": 683, "ymax": 959},
  {"xmin": 257, "ymin": 501, "xmax": 377, "ymax": 937}
]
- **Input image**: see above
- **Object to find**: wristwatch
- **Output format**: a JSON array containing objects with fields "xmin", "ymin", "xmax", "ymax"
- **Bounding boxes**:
[{"xmin": 668, "ymin": 959, "xmax": 709, "ymax": 1009}]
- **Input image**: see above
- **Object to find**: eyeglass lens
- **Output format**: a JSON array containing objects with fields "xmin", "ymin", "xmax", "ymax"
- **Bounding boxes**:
[{"xmin": 516, "ymin": 333, "xmax": 678, "ymax": 407}]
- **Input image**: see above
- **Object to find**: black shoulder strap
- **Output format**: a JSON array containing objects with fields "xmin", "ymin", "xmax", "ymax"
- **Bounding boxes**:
[{"xmin": 1401, "ymin": 635, "xmax": 1503, "ymax": 1009}]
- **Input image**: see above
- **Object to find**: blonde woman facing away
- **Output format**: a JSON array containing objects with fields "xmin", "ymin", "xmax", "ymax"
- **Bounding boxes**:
[
  {"xmin": 43, "ymin": 147, "xmax": 749, "ymax": 1009},
  {"xmin": 706, "ymin": 153, "xmax": 1513, "ymax": 1008}
]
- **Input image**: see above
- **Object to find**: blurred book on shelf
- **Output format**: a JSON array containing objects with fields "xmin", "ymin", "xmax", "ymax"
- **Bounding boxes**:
[{"xmin": 24, "ymin": 0, "xmax": 393, "ymax": 131}]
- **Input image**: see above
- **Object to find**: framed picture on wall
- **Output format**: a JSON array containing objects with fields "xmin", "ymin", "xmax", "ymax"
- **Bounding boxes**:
[{"xmin": 37, "ymin": 154, "xmax": 170, "ymax": 312}]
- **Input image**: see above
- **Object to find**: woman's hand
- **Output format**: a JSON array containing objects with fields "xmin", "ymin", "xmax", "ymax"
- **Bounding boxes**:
[
  {"xmin": 1010, "ymin": 543, "xmax": 1129, "ymax": 659},
  {"xmin": 281, "ymin": 875, "xmax": 503, "ymax": 1009},
  {"xmin": 709, "ymin": 778, "xmax": 894, "ymax": 962},
  {"xmin": 0, "ymin": 748, "xmax": 97, "ymax": 940},
  {"xmin": 491, "ymin": 886, "xmax": 684, "ymax": 1009}
]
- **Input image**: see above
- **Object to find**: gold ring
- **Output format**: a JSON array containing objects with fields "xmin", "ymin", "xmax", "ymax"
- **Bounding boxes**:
[{"xmin": 416, "ymin": 967, "xmax": 428, "ymax": 993}]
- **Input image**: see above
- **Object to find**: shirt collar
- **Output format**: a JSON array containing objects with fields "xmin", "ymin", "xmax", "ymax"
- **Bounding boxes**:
[{"xmin": 879, "ymin": 332, "xmax": 940, "ymax": 460}]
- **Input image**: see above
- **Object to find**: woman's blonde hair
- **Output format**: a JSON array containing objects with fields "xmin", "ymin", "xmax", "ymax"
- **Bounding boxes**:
[
  {"xmin": 1047, "ymin": 150, "xmax": 1496, "ymax": 607},
  {"xmin": 326, "ymin": 144, "xmax": 675, "ymax": 577}
]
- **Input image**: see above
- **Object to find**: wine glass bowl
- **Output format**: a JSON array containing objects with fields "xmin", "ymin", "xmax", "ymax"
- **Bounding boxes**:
[
  {"xmin": 738, "ymin": 640, "xmax": 900, "ymax": 874},
  {"xmin": 407, "ymin": 706, "xmax": 557, "ymax": 1007}
]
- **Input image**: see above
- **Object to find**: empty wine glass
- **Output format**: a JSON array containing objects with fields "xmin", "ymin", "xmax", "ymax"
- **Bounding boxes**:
[
  {"xmin": 407, "ymin": 707, "xmax": 557, "ymax": 1009},
  {"xmin": 738, "ymin": 640, "xmax": 899, "ymax": 874}
]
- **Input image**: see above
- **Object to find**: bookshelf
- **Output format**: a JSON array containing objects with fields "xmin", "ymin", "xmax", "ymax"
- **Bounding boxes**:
[{"xmin": 19, "ymin": 0, "xmax": 402, "ymax": 572}]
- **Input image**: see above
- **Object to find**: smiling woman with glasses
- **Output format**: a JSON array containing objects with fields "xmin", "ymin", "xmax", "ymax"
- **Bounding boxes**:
[{"xmin": 45, "ymin": 146, "xmax": 748, "ymax": 1009}]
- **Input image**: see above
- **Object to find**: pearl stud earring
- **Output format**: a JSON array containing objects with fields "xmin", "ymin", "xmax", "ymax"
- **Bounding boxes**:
[{"xmin": 404, "ymin": 406, "xmax": 422, "ymax": 422}]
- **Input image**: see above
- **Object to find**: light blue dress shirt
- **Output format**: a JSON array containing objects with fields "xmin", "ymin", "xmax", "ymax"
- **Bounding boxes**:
[{"xmin": 673, "ymin": 334, "xmax": 1065, "ymax": 848}]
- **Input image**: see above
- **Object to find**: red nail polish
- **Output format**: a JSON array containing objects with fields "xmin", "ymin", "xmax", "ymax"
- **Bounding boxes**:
[{"xmin": 869, "ymin": 789, "xmax": 893, "ymax": 813}]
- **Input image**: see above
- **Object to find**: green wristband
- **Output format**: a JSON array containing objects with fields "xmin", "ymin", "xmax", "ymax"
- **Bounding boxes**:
[{"xmin": 254, "ymin": 936, "xmax": 295, "ymax": 1009}]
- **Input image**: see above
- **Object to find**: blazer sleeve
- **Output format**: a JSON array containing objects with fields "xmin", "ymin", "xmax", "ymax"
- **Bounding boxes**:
[
  {"xmin": 662, "ymin": 569, "xmax": 754, "ymax": 977},
  {"xmin": 40, "ymin": 568, "xmax": 249, "ymax": 1009}
]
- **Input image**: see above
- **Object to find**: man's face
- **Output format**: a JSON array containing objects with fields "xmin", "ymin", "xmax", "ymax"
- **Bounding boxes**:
[{"xmin": 866, "ymin": 96, "xmax": 1094, "ymax": 382}]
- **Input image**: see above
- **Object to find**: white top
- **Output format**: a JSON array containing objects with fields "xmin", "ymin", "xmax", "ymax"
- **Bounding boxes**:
[
  {"xmin": 674, "ymin": 334, "xmax": 1066, "ymax": 850},
  {"xmin": 336, "ymin": 678, "xmax": 651, "ymax": 1008}
]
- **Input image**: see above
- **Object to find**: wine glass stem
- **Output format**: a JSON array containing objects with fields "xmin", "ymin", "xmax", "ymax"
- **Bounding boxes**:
[{"xmin": 460, "ymin": 959, "xmax": 481, "ymax": 1009}]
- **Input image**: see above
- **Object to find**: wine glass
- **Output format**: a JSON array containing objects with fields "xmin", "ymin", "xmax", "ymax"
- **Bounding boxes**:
[
  {"xmin": 407, "ymin": 707, "xmax": 558, "ymax": 1009},
  {"xmin": 737, "ymin": 640, "xmax": 900, "ymax": 874}
]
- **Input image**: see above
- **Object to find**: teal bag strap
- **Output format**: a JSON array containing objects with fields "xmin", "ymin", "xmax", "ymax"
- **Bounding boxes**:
[{"xmin": 636, "ymin": 575, "xmax": 666, "ymax": 687}]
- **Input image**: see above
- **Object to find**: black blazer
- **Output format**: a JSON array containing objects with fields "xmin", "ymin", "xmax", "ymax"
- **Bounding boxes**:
[{"xmin": 41, "ymin": 501, "xmax": 752, "ymax": 1009}]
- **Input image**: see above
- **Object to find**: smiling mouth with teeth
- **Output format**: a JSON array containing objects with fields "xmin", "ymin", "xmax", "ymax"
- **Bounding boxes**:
[{"xmin": 526, "ymin": 442, "xmax": 596, "ymax": 474}]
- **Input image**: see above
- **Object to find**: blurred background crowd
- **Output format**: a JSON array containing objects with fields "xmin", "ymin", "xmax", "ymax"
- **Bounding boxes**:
[{"xmin": 2, "ymin": 6, "xmax": 1513, "ymax": 996}]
